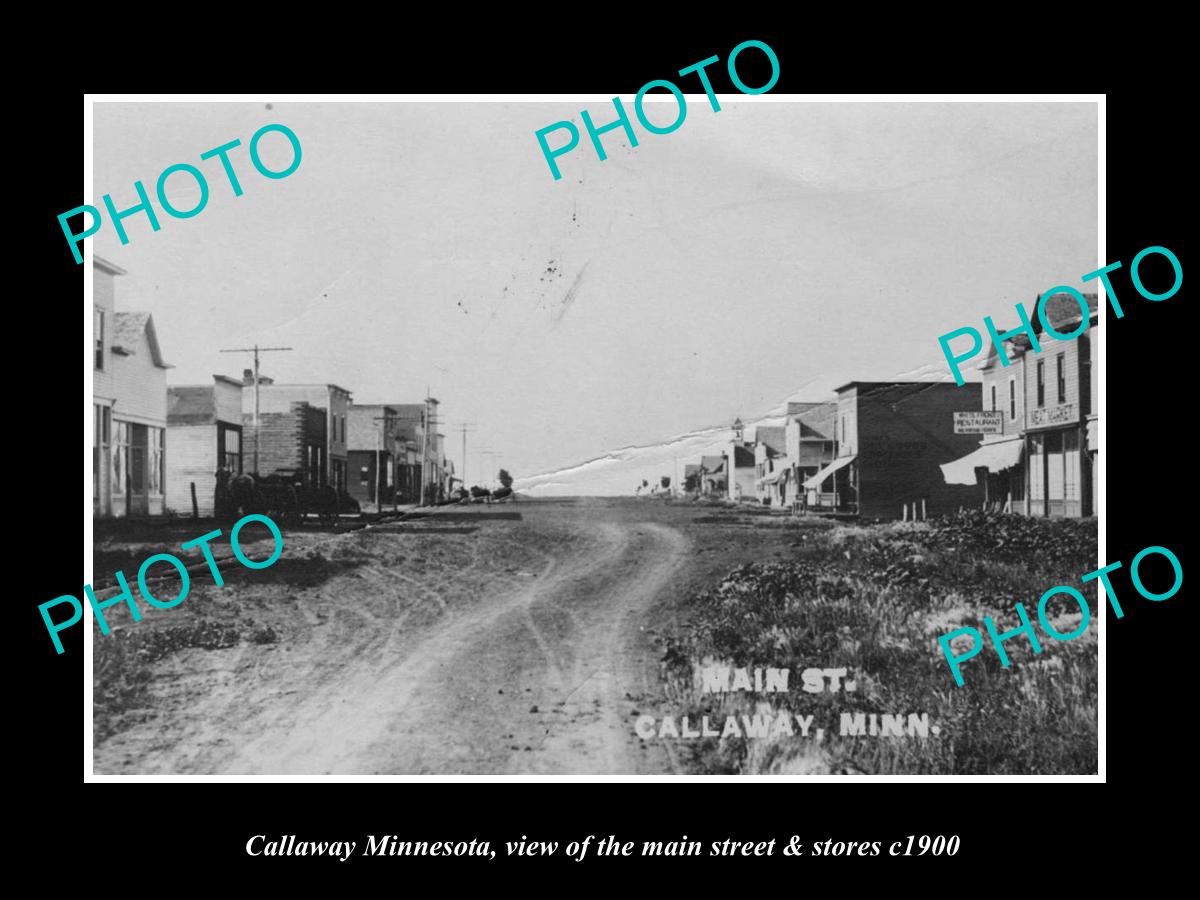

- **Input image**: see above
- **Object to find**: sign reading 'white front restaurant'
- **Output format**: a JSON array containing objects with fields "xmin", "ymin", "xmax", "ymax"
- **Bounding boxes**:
[
  {"xmin": 953, "ymin": 411, "xmax": 1003, "ymax": 434},
  {"xmin": 1030, "ymin": 402, "xmax": 1079, "ymax": 428}
]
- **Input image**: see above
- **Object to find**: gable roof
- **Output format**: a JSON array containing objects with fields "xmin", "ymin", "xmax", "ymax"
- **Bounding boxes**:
[
  {"xmin": 112, "ymin": 312, "xmax": 170, "ymax": 368},
  {"xmin": 1033, "ymin": 291, "xmax": 1098, "ymax": 336},
  {"xmin": 731, "ymin": 444, "xmax": 755, "ymax": 466},
  {"xmin": 788, "ymin": 400, "xmax": 836, "ymax": 439},
  {"xmin": 754, "ymin": 426, "xmax": 787, "ymax": 455},
  {"xmin": 699, "ymin": 455, "xmax": 725, "ymax": 473}
]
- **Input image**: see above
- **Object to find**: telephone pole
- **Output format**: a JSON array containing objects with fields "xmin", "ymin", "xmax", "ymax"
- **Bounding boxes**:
[
  {"xmin": 450, "ymin": 423, "xmax": 477, "ymax": 487},
  {"xmin": 219, "ymin": 344, "xmax": 292, "ymax": 475},
  {"xmin": 371, "ymin": 413, "xmax": 394, "ymax": 511}
]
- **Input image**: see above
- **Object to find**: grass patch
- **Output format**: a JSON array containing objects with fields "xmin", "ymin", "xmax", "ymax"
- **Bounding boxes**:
[{"xmin": 657, "ymin": 512, "xmax": 1098, "ymax": 775}]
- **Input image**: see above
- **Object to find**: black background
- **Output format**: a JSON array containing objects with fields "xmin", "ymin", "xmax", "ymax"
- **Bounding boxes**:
[{"xmin": 19, "ymin": 26, "xmax": 1185, "ymax": 885}]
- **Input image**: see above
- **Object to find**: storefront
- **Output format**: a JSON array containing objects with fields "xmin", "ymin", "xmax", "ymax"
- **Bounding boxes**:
[
  {"xmin": 111, "ymin": 420, "xmax": 166, "ymax": 517},
  {"xmin": 1026, "ymin": 403, "xmax": 1087, "ymax": 518}
]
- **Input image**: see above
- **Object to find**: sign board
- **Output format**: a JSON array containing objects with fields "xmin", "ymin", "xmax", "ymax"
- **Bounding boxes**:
[
  {"xmin": 1030, "ymin": 403, "xmax": 1079, "ymax": 429},
  {"xmin": 954, "ymin": 411, "xmax": 1004, "ymax": 434}
]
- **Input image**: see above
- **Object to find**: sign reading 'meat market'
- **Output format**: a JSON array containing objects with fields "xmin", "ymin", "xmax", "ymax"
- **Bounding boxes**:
[
  {"xmin": 953, "ymin": 411, "xmax": 1003, "ymax": 434},
  {"xmin": 1030, "ymin": 403, "xmax": 1079, "ymax": 428}
]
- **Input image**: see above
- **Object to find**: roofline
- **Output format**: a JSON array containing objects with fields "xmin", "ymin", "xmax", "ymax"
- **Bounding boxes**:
[
  {"xmin": 834, "ymin": 380, "xmax": 961, "ymax": 393},
  {"xmin": 249, "ymin": 382, "xmax": 354, "ymax": 396},
  {"xmin": 93, "ymin": 255, "xmax": 127, "ymax": 276}
]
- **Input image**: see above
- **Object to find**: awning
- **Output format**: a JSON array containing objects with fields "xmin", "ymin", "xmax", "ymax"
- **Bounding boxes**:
[
  {"xmin": 803, "ymin": 455, "xmax": 856, "ymax": 490},
  {"xmin": 1086, "ymin": 417, "xmax": 1098, "ymax": 453},
  {"xmin": 757, "ymin": 469, "xmax": 786, "ymax": 486},
  {"xmin": 939, "ymin": 437, "xmax": 1024, "ymax": 485}
]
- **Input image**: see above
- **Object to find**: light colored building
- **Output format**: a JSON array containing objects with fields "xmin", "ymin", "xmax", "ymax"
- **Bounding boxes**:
[
  {"xmin": 698, "ymin": 455, "xmax": 726, "ymax": 496},
  {"xmin": 165, "ymin": 375, "xmax": 244, "ymax": 516},
  {"xmin": 941, "ymin": 293, "xmax": 1098, "ymax": 517},
  {"xmin": 93, "ymin": 257, "xmax": 171, "ymax": 517},
  {"xmin": 783, "ymin": 401, "xmax": 837, "ymax": 509},
  {"xmin": 753, "ymin": 425, "xmax": 789, "ymax": 507}
]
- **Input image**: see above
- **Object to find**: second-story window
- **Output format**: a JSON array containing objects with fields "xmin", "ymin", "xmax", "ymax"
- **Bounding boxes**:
[
  {"xmin": 94, "ymin": 309, "xmax": 105, "ymax": 370},
  {"xmin": 991, "ymin": 385, "xmax": 997, "ymax": 412},
  {"xmin": 1037, "ymin": 360, "xmax": 1046, "ymax": 408},
  {"xmin": 1057, "ymin": 354, "xmax": 1066, "ymax": 404},
  {"xmin": 1009, "ymin": 378, "xmax": 1016, "ymax": 421}
]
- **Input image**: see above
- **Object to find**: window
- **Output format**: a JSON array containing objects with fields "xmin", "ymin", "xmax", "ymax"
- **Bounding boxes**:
[
  {"xmin": 218, "ymin": 424, "xmax": 242, "ymax": 473},
  {"xmin": 1036, "ymin": 360, "xmax": 1045, "ymax": 408},
  {"xmin": 1028, "ymin": 433, "xmax": 1044, "ymax": 501},
  {"xmin": 148, "ymin": 427, "xmax": 164, "ymax": 496},
  {"xmin": 990, "ymin": 384, "xmax": 997, "ymax": 412},
  {"xmin": 1009, "ymin": 378, "xmax": 1016, "ymax": 422},
  {"xmin": 360, "ymin": 465, "xmax": 369, "ymax": 486},
  {"xmin": 1063, "ymin": 430, "xmax": 1079, "ymax": 501},
  {"xmin": 94, "ymin": 309, "xmax": 105, "ymax": 370},
  {"xmin": 112, "ymin": 421, "xmax": 129, "ymax": 493},
  {"xmin": 1057, "ymin": 354, "xmax": 1066, "ymax": 404}
]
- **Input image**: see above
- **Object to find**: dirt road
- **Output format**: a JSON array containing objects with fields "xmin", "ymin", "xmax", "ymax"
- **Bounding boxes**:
[{"xmin": 95, "ymin": 500, "xmax": 711, "ymax": 775}]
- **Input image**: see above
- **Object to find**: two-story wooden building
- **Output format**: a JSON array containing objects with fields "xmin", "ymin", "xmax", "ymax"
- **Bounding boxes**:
[
  {"xmin": 941, "ymin": 293, "xmax": 1098, "ymax": 517},
  {"xmin": 93, "ymin": 257, "xmax": 172, "ymax": 517},
  {"xmin": 783, "ymin": 400, "xmax": 837, "ymax": 509}
]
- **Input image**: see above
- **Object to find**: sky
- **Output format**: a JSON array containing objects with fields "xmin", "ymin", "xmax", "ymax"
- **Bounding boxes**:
[{"xmin": 92, "ymin": 100, "xmax": 1098, "ymax": 494}]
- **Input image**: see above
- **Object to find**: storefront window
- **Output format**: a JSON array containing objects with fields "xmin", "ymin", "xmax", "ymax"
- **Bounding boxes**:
[
  {"xmin": 148, "ymin": 427, "xmax": 164, "ymax": 495},
  {"xmin": 1028, "ymin": 434, "xmax": 1045, "ymax": 501},
  {"xmin": 1063, "ymin": 429, "xmax": 1079, "ymax": 500},
  {"xmin": 112, "ymin": 421, "xmax": 129, "ymax": 494},
  {"xmin": 1045, "ymin": 431, "xmax": 1064, "ymax": 501}
]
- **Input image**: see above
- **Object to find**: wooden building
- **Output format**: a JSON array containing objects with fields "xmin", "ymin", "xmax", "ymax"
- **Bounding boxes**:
[
  {"xmin": 807, "ymin": 381, "xmax": 984, "ymax": 519},
  {"xmin": 941, "ymin": 293, "xmax": 1098, "ymax": 517},
  {"xmin": 93, "ymin": 257, "xmax": 171, "ymax": 517},
  {"xmin": 242, "ymin": 375, "xmax": 351, "ymax": 491},
  {"xmin": 346, "ymin": 404, "xmax": 402, "ymax": 507},
  {"xmin": 165, "ymin": 376, "xmax": 244, "ymax": 516},
  {"xmin": 783, "ymin": 401, "xmax": 837, "ymax": 509}
]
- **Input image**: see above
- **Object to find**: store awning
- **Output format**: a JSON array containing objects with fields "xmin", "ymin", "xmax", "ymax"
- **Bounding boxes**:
[
  {"xmin": 1086, "ymin": 418, "xmax": 1098, "ymax": 453},
  {"xmin": 758, "ymin": 469, "xmax": 786, "ymax": 486},
  {"xmin": 939, "ymin": 437, "xmax": 1024, "ymax": 485},
  {"xmin": 803, "ymin": 455, "xmax": 856, "ymax": 490}
]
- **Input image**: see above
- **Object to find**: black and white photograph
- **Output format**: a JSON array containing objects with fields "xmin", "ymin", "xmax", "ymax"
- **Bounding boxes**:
[{"xmin": 83, "ymin": 96, "xmax": 1101, "ymax": 777}]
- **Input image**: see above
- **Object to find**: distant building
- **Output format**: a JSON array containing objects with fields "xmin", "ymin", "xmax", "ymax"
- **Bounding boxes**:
[
  {"xmin": 166, "ymin": 375, "xmax": 244, "ymax": 516},
  {"xmin": 683, "ymin": 463, "xmax": 701, "ymax": 493},
  {"xmin": 379, "ymin": 398, "xmax": 446, "ymax": 503},
  {"xmin": 807, "ymin": 381, "xmax": 983, "ymax": 519},
  {"xmin": 346, "ymin": 404, "xmax": 401, "ymax": 507},
  {"xmin": 753, "ymin": 425, "xmax": 789, "ymax": 507},
  {"xmin": 724, "ymin": 444, "xmax": 756, "ymax": 502},
  {"xmin": 242, "ymin": 375, "xmax": 351, "ymax": 492},
  {"xmin": 93, "ymin": 257, "xmax": 172, "ymax": 517},
  {"xmin": 698, "ymin": 455, "xmax": 726, "ymax": 496},
  {"xmin": 783, "ymin": 401, "xmax": 837, "ymax": 509}
]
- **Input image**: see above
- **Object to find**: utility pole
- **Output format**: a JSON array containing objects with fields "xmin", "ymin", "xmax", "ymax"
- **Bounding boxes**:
[
  {"xmin": 371, "ymin": 413, "xmax": 393, "ymax": 512},
  {"xmin": 219, "ymin": 344, "xmax": 293, "ymax": 475},
  {"xmin": 450, "ymin": 423, "xmax": 476, "ymax": 487}
]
